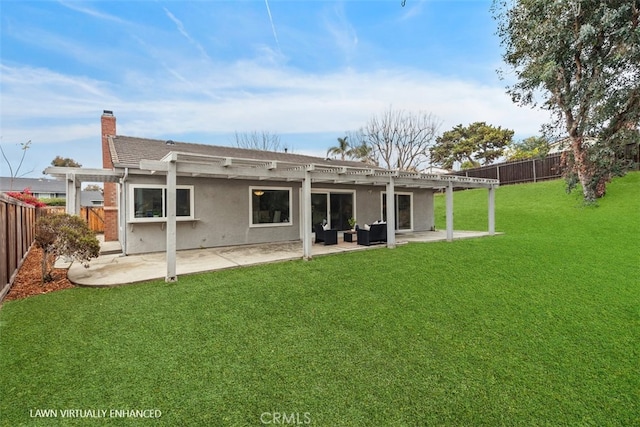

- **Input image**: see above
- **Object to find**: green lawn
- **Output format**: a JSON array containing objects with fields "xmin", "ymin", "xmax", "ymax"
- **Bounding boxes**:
[{"xmin": 1, "ymin": 173, "xmax": 639, "ymax": 426}]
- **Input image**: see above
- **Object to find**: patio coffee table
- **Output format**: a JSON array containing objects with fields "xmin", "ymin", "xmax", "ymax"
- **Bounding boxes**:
[{"xmin": 344, "ymin": 231, "xmax": 356, "ymax": 242}]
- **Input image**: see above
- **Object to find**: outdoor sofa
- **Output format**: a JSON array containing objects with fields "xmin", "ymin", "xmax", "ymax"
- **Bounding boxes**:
[{"xmin": 357, "ymin": 223, "xmax": 387, "ymax": 246}]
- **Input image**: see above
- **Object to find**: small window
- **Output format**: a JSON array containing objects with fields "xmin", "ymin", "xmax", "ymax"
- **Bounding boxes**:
[
  {"xmin": 250, "ymin": 187, "xmax": 291, "ymax": 226},
  {"xmin": 134, "ymin": 187, "xmax": 163, "ymax": 218},
  {"xmin": 131, "ymin": 185, "xmax": 194, "ymax": 221}
]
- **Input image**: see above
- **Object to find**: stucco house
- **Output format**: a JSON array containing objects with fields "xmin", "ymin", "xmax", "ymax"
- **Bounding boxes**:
[{"xmin": 45, "ymin": 111, "xmax": 498, "ymax": 282}]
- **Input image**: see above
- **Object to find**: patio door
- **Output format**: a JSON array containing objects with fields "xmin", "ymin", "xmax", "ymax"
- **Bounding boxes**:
[
  {"xmin": 311, "ymin": 191, "xmax": 354, "ymax": 231},
  {"xmin": 382, "ymin": 193, "xmax": 412, "ymax": 231},
  {"xmin": 311, "ymin": 193, "xmax": 328, "ymax": 231},
  {"xmin": 330, "ymin": 193, "xmax": 353, "ymax": 230}
]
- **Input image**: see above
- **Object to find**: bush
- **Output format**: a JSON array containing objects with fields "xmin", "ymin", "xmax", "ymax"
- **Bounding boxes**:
[
  {"xmin": 39, "ymin": 197, "xmax": 66, "ymax": 206},
  {"xmin": 35, "ymin": 214, "xmax": 100, "ymax": 283}
]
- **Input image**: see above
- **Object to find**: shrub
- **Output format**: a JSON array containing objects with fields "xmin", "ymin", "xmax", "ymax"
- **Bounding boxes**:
[
  {"xmin": 39, "ymin": 197, "xmax": 66, "ymax": 206},
  {"xmin": 35, "ymin": 214, "xmax": 100, "ymax": 283}
]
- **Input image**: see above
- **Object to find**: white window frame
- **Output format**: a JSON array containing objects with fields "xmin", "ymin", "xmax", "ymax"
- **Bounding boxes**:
[
  {"xmin": 249, "ymin": 186, "xmax": 293, "ymax": 228},
  {"xmin": 129, "ymin": 184, "xmax": 195, "ymax": 222}
]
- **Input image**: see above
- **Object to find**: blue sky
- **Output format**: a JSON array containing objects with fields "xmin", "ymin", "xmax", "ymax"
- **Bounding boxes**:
[{"xmin": 0, "ymin": 0, "xmax": 549, "ymax": 178}]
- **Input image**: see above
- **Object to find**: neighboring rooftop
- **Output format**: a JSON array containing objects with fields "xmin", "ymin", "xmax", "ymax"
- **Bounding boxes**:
[
  {"xmin": 0, "ymin": 177, "xmax": 66, "ymax": 194},
  {"xmin": 0, "ymin": 176, "xmax": 103, "ymax": 206}
]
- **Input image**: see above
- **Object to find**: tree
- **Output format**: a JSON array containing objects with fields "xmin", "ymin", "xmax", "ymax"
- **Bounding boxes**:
[
  {"xmin": 349, "ymin": 140, "xmax": 377, "ymax": 165},
  {"xmin": 83, "ymin": 184, "xmax": 103, "ymax": 193},
  {"xmin": 507, "ymin": 136, "xmax": 550, "ymax": 161},
  {"xmin": 0, "ymin": 140, "xmax": 33, "ymax": 188},
  {"xmin": 360, "ymin": 107, "xmax": 441, "ymax": 170},
  {"xmin": 51, "ymin": 156, "xmax": 82, "ymax": 167},
  {"xmin": 35, "ymin": 214, "xmax": 100, "ymax": 283},
  {"xmin": 326, "ymin": 136, "xmax": 352, "ymax": 161},
  {"xmin": 493, "ymin": 1, "xmax": 640, "ymax": 202},
  {"xmin": 234, "ymin": 131, "xmax": 288, "ymax": 152},
  {"xmin": 431, "ymin": 122, "xmax": 514, "ymax": 169}
]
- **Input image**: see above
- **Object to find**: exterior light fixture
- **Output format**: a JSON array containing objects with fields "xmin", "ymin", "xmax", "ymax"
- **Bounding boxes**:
[{"xmin": 253, "ymin": 190, "xmax": 265, "ymax": 196}]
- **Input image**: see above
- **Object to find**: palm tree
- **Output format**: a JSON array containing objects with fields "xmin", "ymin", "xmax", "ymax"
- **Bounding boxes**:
[
  {"xmin": 350, "ymin": 141, "xmax": 377, "ymax": 165},
  {"xmin": 326, "ymin": 136, "xmax": 351, "ymax": 160}
]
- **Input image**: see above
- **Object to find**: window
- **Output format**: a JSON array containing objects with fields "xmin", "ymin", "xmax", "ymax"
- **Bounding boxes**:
[
  {"xmin": 130, "ymin": 184, "xmax": 194, "ymax": 221},
  {"xmin": 250, "ymin": 187, "xmax": 291, "ymax": 227}
]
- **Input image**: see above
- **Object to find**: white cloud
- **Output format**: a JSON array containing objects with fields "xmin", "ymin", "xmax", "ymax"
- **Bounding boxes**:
[
  {"xmin": 163, "ymin": 7, "xmax": 211, "ymax": 61},
  {"xmin": 1, "ymin": 59, "xmax": 549, "ymax": 170},
  {"xmin": 57, "ymin": 1, "xmax": 130, "ymax": 25},
  {"xmin": 323, "ymin": 3, "xmax": 359, "ymax": 64}
]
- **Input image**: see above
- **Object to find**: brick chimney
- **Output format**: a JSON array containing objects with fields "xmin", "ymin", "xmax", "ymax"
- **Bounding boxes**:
[
  {"xmin": 101, "ymin": 110, "xmax": 118, "ymax": 242},
  {"xmin": 101, "ymin": 110, "xmax": 116, "ymax": 169}
]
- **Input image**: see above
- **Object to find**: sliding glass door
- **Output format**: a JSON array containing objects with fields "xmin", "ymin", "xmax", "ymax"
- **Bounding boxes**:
[
  {"xmin": 330, "ymin": 193, "xmax": 353, "ymax": 231},
  {"xmin": 311, "ymin": 193, "xmax": 328, "ymax": 231},
  {"xmin": 382, "ymin": 193, "xmax": 412, "ymax": 231},
  {"xmin": 311, "ymin": 191, "xmax": 354, "ymax": 231}
]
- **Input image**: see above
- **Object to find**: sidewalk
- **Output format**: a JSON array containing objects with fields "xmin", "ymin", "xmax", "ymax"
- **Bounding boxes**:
[{"xmin": 69, "ymin": 230, "xmax": 497, "ymax": 286}]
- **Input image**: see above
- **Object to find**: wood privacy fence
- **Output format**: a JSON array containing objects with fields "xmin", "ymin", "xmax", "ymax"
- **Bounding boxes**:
[
  {"xmin": 450, "ymin": 143, "xmax": 639, "ymax": 186},
  {"xmin": 0, "ymin": 193, "xmax": 37, "ymax": 301},
  {"xmin": 450, "ymin": 153, "xmax": 564, "ymax": 185},
  {"xmin": 1, "ymin": 202, "xmax": 105, "ymax": 302},
  {"xmin": 40, "ymin": 206, "xmax": 105, "ymax": 233}
]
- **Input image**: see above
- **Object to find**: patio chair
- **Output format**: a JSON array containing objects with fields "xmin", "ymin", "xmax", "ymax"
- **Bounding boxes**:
[{"xmin": 314, "ymin": 223, "xmax": 338, "ymax": 245}]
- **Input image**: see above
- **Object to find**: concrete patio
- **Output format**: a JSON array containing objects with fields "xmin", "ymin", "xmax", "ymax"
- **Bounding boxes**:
[{"xmin": 68, "ymin": 230, "xmax": 497, "ymax": 286}]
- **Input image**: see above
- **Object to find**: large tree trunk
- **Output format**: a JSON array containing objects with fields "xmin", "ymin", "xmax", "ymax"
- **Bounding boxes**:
[{"xmin": 570, "ymin": 136, "xmax": 605, "ymax": 202}]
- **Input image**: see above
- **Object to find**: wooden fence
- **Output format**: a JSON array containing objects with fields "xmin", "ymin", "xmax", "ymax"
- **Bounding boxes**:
[
  {"xmin": 0, "ymin": 193, "xmax": 37, "ymax": 302},
  {"xmin": 451, "ymin": 143, "xmax": 639, "ymax": 186},
  {"xmin": 40, "ymin": 206, "xmax": 105, "ymax": 233},
  {"xmin": 1, "ymin": 202, "xmax": 105, "ymax": 302},
  {"xmin": 451, "ymin": 153, "xmax": 564, "ymax": 185}
]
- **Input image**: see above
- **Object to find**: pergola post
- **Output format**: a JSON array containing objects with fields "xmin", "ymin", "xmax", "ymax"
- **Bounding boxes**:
[
  {"xmin": 65, "ymin": 173, "xmax": 81, "ymax": 216},
  {"xmin": 302, "ymin": 170, "xmax": 312, "ymax": 260},
  {"xmin": 488, "ymin": 185, "xmax": 496, "ymax": 236},
  {"xmin": 386, "ymin": 177, "xmax": 396, "ymax": 248},
  {"xmin": 165, "ymin": 157, "xmax": 177, "ymax": 282},
  {"xmin": 446, "ymin": 181, "xmax": 454, "ymax": 242}
]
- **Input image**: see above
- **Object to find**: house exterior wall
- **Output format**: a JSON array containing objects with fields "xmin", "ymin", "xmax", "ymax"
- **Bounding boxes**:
[
  {"xmin": 349, "ymin": 185, "xmax": 434, "ymax": 232},
  {"xmin": 124, "ymin": 176, "xmax": 302, "ymax": 254},
  {"xmin": 123, "ymin": 176, "xmax": 436, "ymax": 255}
]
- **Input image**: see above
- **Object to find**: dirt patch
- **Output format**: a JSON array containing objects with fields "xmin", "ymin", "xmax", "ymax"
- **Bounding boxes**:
[{"xmin": 4, "ymin": 247, "xmax": 75, "ymax": 301}]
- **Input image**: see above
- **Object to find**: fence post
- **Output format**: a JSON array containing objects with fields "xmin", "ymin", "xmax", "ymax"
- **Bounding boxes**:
[{"xmin": 532, "ymin": 158, "xmax": 537, "ymax": 182}]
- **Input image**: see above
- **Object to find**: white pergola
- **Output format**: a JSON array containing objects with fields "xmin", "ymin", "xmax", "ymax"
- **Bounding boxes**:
[{"xmin": 46, "ymin": 152, "xmax": 499, "ymax": 283}]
